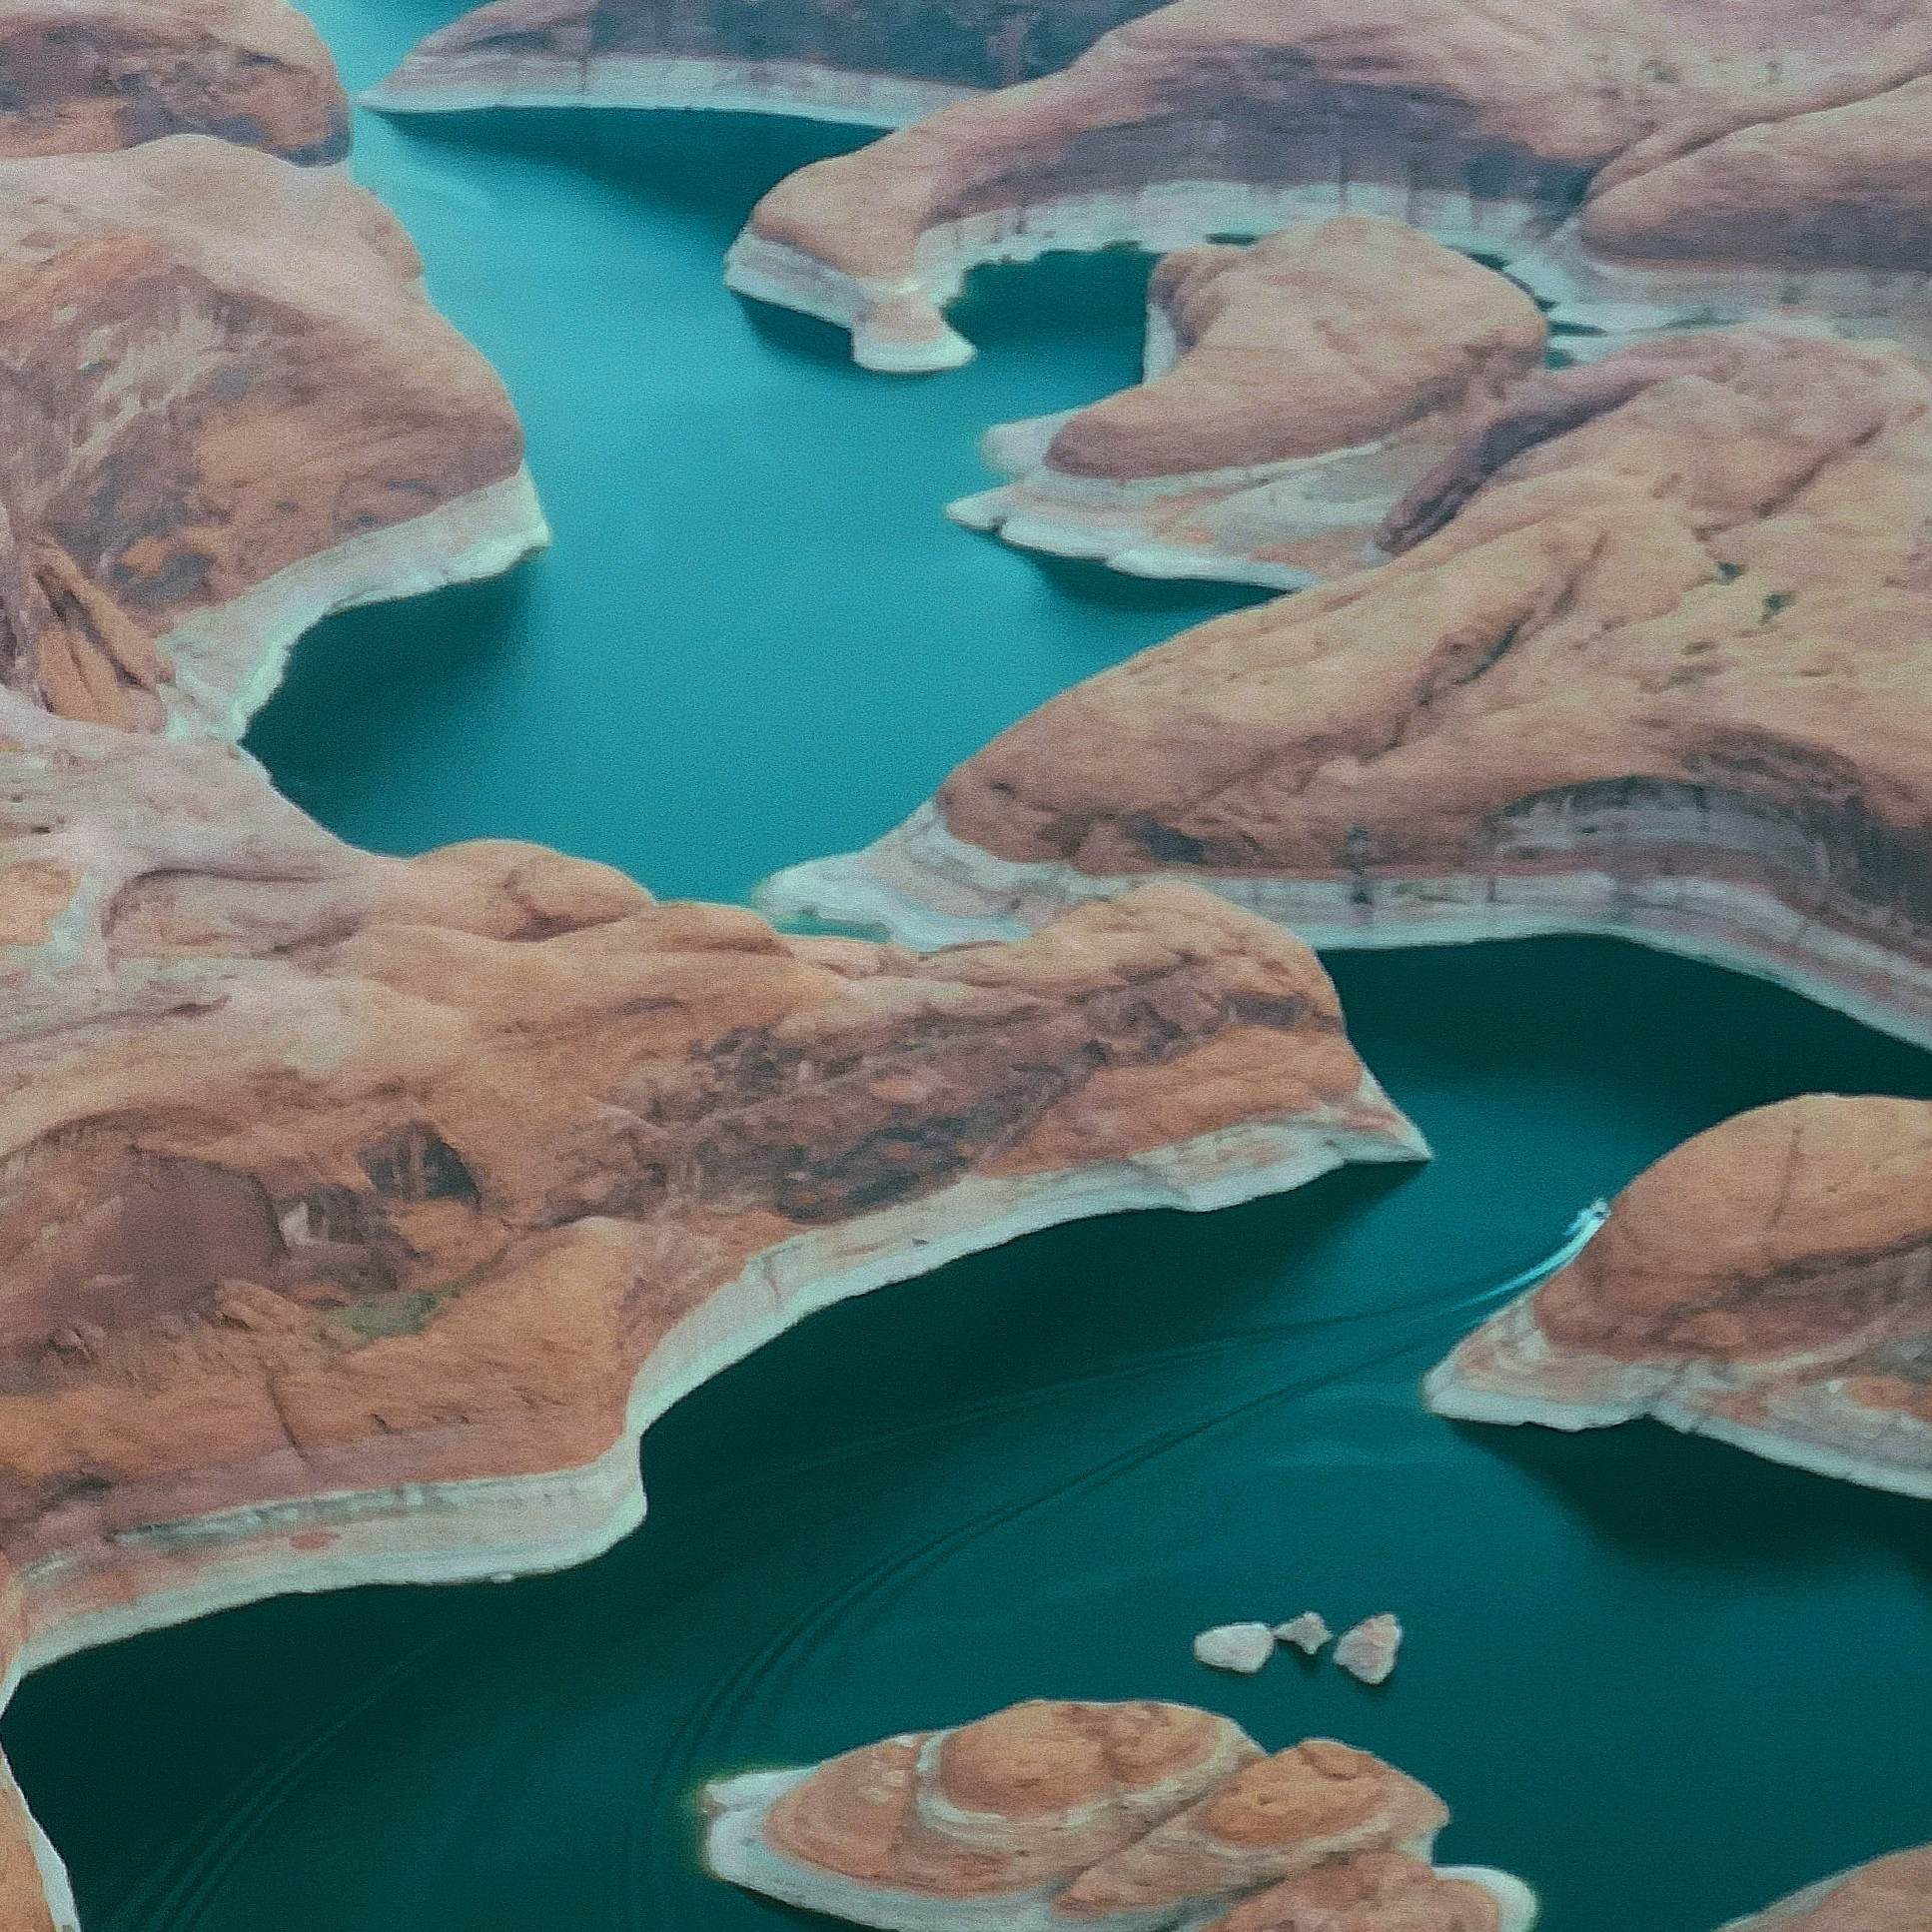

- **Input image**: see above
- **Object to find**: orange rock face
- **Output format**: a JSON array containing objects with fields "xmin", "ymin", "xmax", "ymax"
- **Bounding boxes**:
[
  {"xmin": 1426, "ymin": 1095, "xmax": 1932, "ymax": 1497},
  {"xmin": 703, "ymin": 1701, "xmax": 1533, "ymax": 1930},
  {"xmin": 0, "ymin": 0, "xmax": 348, "ymax": 163},
  {"xmin": 1720, "ymin": 1846, "xmax": 1932, "ymax": 1930},
  {"xmin": 951, "ymin": 215, "xmax": 1547, "ymax": 586},
  {"xmin": 0, "ymin": 133, "xmax": 540, "ymax": 737},
  {"xmin": 0, "ymin": 701, "xmax": 1420, "ymax": 1923},
  {"xmin": 369, "ymin": 0, "xmax": 1162, "ymax": 121},
  {"xmin": 765, "ymin": 325, "xmax": 1932, "ymax": 1043},
  {"xmin": 708, "ymin": 0, "xmax": 1932, "ymax": 366}
]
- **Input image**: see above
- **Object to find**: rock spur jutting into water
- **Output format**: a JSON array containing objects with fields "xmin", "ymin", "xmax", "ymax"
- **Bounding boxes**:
[{"xmin": 1428, "ymin": 1095, "xmax": 1932, "ymax": 1500}]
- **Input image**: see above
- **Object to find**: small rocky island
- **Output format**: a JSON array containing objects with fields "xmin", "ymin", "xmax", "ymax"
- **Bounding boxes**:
[{"xmin": 702, "ymin": 1698, "xmax": 1537, "ymax": 1931}]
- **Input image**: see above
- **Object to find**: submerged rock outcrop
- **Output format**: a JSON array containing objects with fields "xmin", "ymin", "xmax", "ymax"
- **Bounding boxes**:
[
  {"xmin": 701, "ymin": 1699, "xmax": 1535, "ymax": 1930},
  {"xmin": 1425, "ymin": 1095, "xmax": 1932, "ymax": 1498},
  {"xmin": 0, "ymin": 0, "xmax": 349, "ymax": 164},
  {"xmin": 762, "ymin": 325, "xmax": 1932, "ymax": 1049},
  {"xmin": 366, "ymin": 0, "xmax": 1160, "ymax": 128},
  {"xmin": 952, "ymin": 214, "xmax": 1547, "ymax": 586},
  {"xmin": 708, "ymin": 0, "xmax": 1932, "ymax": 369},
  {"xmin": 1719, "ymin": 1845, "xmax": 1932, "ymax": 1930},
  {"xmin": 0, "ymin": 133, "xmax": 543, "ymax": 738}
]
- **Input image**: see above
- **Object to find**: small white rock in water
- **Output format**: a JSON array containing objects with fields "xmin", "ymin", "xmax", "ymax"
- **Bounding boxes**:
[
  {"xmin": 1191, "ymin": 1621, "xmax": 1277, "ymax": 1674},
  {"xmin": 1335, "ymin": 1613, "xmax": 1403, "ymax": 1684},
  {"xmin": 1273, "ymin": 1612, "xmax": 1333, "ymax": 1656}
]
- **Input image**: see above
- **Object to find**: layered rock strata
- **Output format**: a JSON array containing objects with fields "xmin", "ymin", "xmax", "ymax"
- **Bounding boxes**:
[
  {"xmin": 701, "ymin": 1698, "xmax": 1536, "ymax": 1930},
  {"xmin": 0, "ymin": 702, "xmax": 1423, "ymax": 1926},
  {"xmin": 0, "ymin": 133, "xmax": 543, "ymax": 739},
  {"xmin": 705, "ymin": 0, "xmax": 1932, "ymax": 369},
  {"xmin": 1426, "ymin": 1094, "xmax": 1932, "ymax": 1499},
  {"xmin": 1719, "ymin": 1846, "xmax": 1932, "ymax": 1930},
  {"xmin": 951, "ymin": 214, "xmax": 1547, "ymax": 586},
  {"xmin": 761, "ymin": 326, "xmax": 1932, "ymax": 1049},
  {"xmin": 366, "ymin": 0, "xmax": 1161, "ymax": 129},
  {"xmin": 0, "ymin": 0, "xmax": 349, "ymax": 164}
]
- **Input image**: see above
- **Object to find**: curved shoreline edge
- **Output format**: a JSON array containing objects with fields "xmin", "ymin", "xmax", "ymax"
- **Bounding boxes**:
[{"xmin": 0, "ymin": 1101, "xmax": 1422, "ymax": 1926}]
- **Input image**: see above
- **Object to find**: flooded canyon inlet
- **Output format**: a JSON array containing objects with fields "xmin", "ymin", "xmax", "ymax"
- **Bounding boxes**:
[{"xmin": 5, "ymin": 2, "xmax": 1930, "ymax": 1929}]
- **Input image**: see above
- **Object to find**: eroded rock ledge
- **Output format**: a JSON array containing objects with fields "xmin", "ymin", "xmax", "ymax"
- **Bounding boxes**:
[
  {"xmin": 1425, "ymin": 1094, "xmax": 1932, "ymax": 1498},
  {"xmin": 761, "ymin": 325, "xmax": 1932, "ymax": 1047},
  {"xmin": 950, "ymin": 213, "xmax": 1548, "ymax": 587},
  {"xmin": 696, "ymin": 0, "xmax": 1932, "ymax": 370},
  {"xmin": 364, "ymin": 0, "xmax": 1162, "ymax": 128},
  {"xmin": 0, "ymin": 703, "xmax": 1423, "ymax": 1926},
  {"xmin": 702, "ymin": 1699, "xmax": 1536, "ymax": 1931}
]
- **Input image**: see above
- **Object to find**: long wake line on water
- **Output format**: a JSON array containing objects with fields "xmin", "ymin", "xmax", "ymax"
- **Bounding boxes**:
[{"xmin": 629, "ymin": 1203, "xmax": 1613, "ymax": 1926}]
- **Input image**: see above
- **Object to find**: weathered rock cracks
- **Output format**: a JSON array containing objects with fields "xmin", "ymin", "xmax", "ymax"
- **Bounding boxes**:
[
  {"xmin": 701, "ymin": 1699, "xmax": 1537, "ymax": 1931},
  {"xmin": 0, "ymin": 136, "xmax": 544, "ymax": 737},
  {"xmin": 763, "ymin": 325, "xmax": 1932, "ymax": 1050},
  {"xmin": 1426, "ymin": 1094, "xmax": 1932, "ymax": 1499}
]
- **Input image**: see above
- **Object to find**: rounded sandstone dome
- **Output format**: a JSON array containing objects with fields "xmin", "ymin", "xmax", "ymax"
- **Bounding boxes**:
[{"xmin": 1198, "ymin": 1741, "xmax": 1444, "ymax": 1849}]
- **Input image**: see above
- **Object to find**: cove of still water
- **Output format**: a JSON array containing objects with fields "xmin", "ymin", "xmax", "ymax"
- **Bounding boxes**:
[{"xmin": 7, "ymin": 6, "xmax": 1932, "ymax": 1929}]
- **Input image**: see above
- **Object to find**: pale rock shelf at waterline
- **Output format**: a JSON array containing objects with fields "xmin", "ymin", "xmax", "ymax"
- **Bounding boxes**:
[
  {"xmin": 0, "ymin": 689, "xmax": 1424, "ymax": 1928},
  {"xmin": 949, "ymin": 214, "xmax": 1547, "ymax": 587},
  {"xmin": 365, "ymin": 0, "xmax": 1162, "ymax": 126},
  {"xmin": 713, "ymin": 0, "xmax": 1932, "ymax": 369},
  {"xmin": 1426, "ymin": 1095, "xmax": 1932, "ymax": 1500},
  {"xmin": 701, "ymin": 1700, "xmax": 1538, "ymax": 1932},
  {"xmin": 760, "ymin": 327, "xmax": 1932, "ymax": 1051}
]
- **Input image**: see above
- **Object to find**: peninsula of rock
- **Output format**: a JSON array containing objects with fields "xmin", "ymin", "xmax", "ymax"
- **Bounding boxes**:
[
  {"xmin": 707, "ymin": 0, "xmax": 1932, "ymax": 369},
  {"xmin": 0, "ymin": 703, "xmax": 1423, "ymax": 1927},
  {"xmin": 762, "ymin": 325, "xmax": 1932, "ymax": 1050},
  {"xmin": 1426, "ymin": 1094, "xmax": 1932, "ymax": 1499},
  {"xmin": 952, "ymin": 214, "xmax": 1548, "ymax": 587},
  {"xmin": 702, "ymin": 1698, "xmax": 1537, "ymax": 1930}
]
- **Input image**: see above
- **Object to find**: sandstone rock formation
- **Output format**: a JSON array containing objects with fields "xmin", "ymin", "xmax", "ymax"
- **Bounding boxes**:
[
  {"xmin": 760, "ymin": 325, "xmax": 1932, "ymax": 1050},
  {"xmin": 0, "ymin": 133, "xmax": 543, "ymax": 738},
  {"xmin": 1718, "ymin": 1846, "xmax": 1932, "ymax": 1930},
  {"xmin": 701, "ymin": 1699, "xmax": 1536, "ymax": 1930},
  {"xmin": 708, "ymin": 0, "xmax": 1932, "ymax": 369},
  {"xmin": 951, "ymin": 215, "xmax": 1548, "ymax": 587},
  {"xmin": 0, "ymin": 695, "xmax": 1423, "ymax": 1926},
  {"xmin": 1425, "ymin": 1094, "xmax": 1932, "ymax": 1498},
  {"xmin": 0, "ymin": 0, "xmax": 348, "ymax": 164},
  {"xmin": 366, "ymin": 0, "xmax": 1160, "ymax": 128}
]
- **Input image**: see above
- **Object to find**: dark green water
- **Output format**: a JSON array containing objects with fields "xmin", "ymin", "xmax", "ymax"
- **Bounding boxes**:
[{"xmin": 7, "ymin": 8, "xmax": 1931, "ymax": 1929}]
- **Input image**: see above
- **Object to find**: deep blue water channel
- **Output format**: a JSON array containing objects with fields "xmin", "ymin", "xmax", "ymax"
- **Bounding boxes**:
[{"xmin": 5, "ymin": 4, "xmax": 1930, "ymax": 1928}]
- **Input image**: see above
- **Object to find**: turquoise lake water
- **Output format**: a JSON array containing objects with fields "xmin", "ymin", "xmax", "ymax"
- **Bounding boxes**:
[{"xmin": 6, "ymin": 6, "xmax": 1931, "ymax": 1928}]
